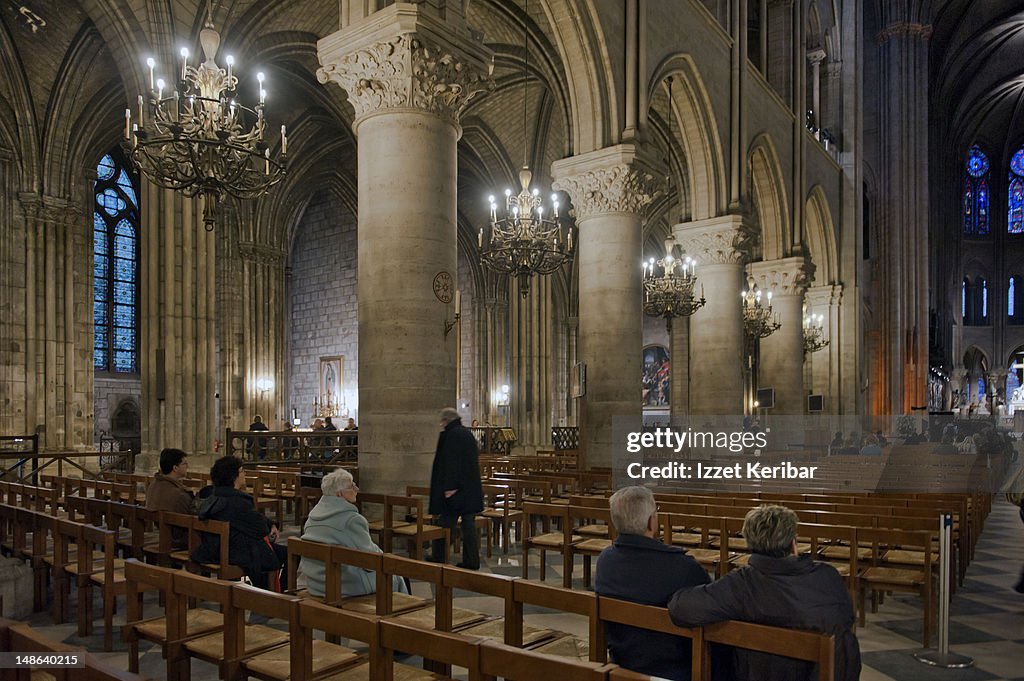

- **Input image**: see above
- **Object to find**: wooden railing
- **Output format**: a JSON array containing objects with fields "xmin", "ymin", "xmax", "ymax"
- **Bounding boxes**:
[{"xmin": 226, "ymin": 428, "xmax": 358, "ymax": 463}]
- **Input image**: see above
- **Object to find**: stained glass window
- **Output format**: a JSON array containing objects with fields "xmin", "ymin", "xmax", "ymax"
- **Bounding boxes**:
[
  {"xmin": 982, "ymin": 279, "xmax": 988, "ymax": 319},
  {"xmin": 962, "ymin": 279, "xmax": 967, "ymax": 319},
  {"xmin": 1009, "ymin": 148, "xmax": 1024, "ymax": 234},
  {"xmin": 93, "ymin": 150, "xmax": 139, "ymax": 373},
  {"xmin": 1010, "ymin": 278, "xmax": 1015, "ymax": 317},
  {"xmin": 963, "ymin": 146, "xmax": 991, "ymax": 236}
]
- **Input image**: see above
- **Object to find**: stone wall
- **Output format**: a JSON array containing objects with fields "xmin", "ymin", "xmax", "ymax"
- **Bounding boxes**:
[
  {"xmin": 93, "ymin": 376, "xmax": 141, "ymax": 444},
  {"xmin": 288, "ymin": 191, "xmax": 358, "ymax": 426}
]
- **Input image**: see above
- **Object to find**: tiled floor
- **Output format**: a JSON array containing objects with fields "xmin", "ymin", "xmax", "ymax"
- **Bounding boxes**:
[{"xmin": 19, "ymin": 497, "xmax": 1024, "ymax": 680}]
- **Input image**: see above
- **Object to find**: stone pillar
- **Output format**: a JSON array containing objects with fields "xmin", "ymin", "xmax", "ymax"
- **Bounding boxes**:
[
  {"xmin": 748, "ymin": 258, "xmax": 809, "ymax": 414},
  {"xmin": 805, "ymin": 284, "xmax": 842, "ymax": 413},
  {"xmin": 807, "ymin": 49, "xmax": 826, "ymax": 133},
  {"xmin": 553, "ymin": 145, "xmax": 660, "ymax": 469},
  {"xmin": 317, "ymin": 5, "xmax": 492, "ymax": 494},
  {"xmin": 509, "ymin": 276, "xmax": 553, "ymax": 452},
  {"xmin": 824, "ymin": 59, "xmax": 842, "ymax": 140},
  {"xmin": 139, "ymin": 186, "xmax": 219, "ymax": 466},
  {"xmin": 675, "ymin": 216, "xmax": 746, "ymax": 415},
  {"xmin": 670, "ymin": 317, "xmax": 690, "ymax": 416},
  {"xmin": 767, "ymin": 0, "xmax": 794, "ymax": 101},
  {"xmin": 875, "ymin": 10, "xmax": 932, "ymax": 413}
]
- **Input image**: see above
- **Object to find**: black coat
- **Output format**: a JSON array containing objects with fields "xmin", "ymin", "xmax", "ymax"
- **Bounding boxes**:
[
  {"xmin": 193, "ymin": 486, "xmax": 280, "ymax": 573},
  {"xmin": 595, "ymin": 534, "xmax": 710, "ymax": 681},
  {"xmin": 429, "ymin": 419, "xmax": 484, "ymax": 516},
  {"xmin": 668, "ymin": 554, "xmax": 861, "ymax": 681}
]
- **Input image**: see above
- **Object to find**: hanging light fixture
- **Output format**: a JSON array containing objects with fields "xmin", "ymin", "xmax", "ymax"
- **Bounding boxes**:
[
  {"xmin": 479, "ymin": 0, "xmax": 575, "ymax": 297},
  {"xmin": 742, "ymin": 274, "xmax": 781, "ymax": 339},
  {"xmin": 123, "ymin": 1, "xmax": 287, "ymax": 230},
  {"xmin": 803, "ymin": 312, "xmax": 829, "ymax": 354},
  {"xmin": 643, "ymin": 235, "xmax": 705, "ymax": 331}
]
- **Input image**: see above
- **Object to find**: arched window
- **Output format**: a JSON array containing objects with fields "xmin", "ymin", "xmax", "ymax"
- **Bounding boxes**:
[
  {"xmin": 1012, "ymin": 275, "xmax": 1024, "ymax": 326},
  {"xmin": 962, "ymin": 278, "xmax": 968, "ymax": 320},
  {"xmin": 963, "ymin": 145, "xmax": 990, "ymax": 236},
  {"xmin": 1009, "ymin": 147, "xmax": 1024, "ymax": 234},
  {"xmin": 93, "ymin": 150, "xmax": 139, "ymax": 373},
  {"xmin": 982, "ymin": 279, "xmax": 988, "ymax": 319}
]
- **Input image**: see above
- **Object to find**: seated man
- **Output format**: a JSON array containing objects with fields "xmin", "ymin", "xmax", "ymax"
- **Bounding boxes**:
[
  {"xmin": 145, "ymin": 448, "xmax": 196, "ymax": 548},
  {"xmin": 595, "ymin": 486, "xmax": 709, "ymax": 681},
  {"xmin": 299, "ymin": 469, "xmax": 408, "ymax": 597},
  {"xmin": 193, "ymin": 456, "xmax": 287, "ymax": 591},
  {"xmin": 669, "ymin": 505, "xmax": 861, "ymax": 681}
]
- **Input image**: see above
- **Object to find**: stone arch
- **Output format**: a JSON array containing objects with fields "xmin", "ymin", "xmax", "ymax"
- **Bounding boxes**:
[
  {"xmin": 804, "ymin": 186, "xmax": 838, "ymax": 285},
  {"xmin": 0, "ymin": 20, "xmax": 36, "ymax": 185},
  {"xmin": 748, "ymin": 134, "xmax": 790, "ymax": 260},
  {"xmin": 648, "ymin": 55, "xmax": 727, "ymax": 221}
]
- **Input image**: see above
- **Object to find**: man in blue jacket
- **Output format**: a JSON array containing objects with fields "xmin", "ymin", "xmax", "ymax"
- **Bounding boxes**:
[{"xmin": 595, "ymin": 486, "xmax": 710, "ymax": 681}]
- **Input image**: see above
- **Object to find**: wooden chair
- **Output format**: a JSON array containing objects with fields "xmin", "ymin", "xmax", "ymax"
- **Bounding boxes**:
[
  {"xmin": 296, "ymin": 600, "xmax": 390, "ymax": 681},
  {"xmin": 286, "ymin": 536, "xmax": 337, "ymax": 601},
  {"xmin": 190, "ymin": 517, "xmax": 246, "ymax": 581},
  {"xmin": 233, "ymin": 582, "xmax": 361, "ymax": 681},
  {"xmin": 481, "ymin": 483, "xmax": 523, "ymax": 556},
  {"xmin": 0, "ymin": 618, "xmax": 150, "ymax": 681},
  {"xmin": 567, "ymin": 505, "xmax": 616, "ymax": 588},
  {"xmin": 478, "ymin": 639, "xmax": 607, "ymax": 681},
  {"xmin": 698, "ymin": 620, "xmax": 835, "ymax": 681},
  {"xmin": 511, "ymin": 579, "xmax": 604, "ymax": 662},
  {"xmin": 521, "ymin": 502, "xmax": 581, "ymax": 588},
  {"xmin": 170, "ymin": 571, "xmax": 287, "ymax": 681},
  {"xmin": 596, "ymin": 596, "xmax": 703, "ymax": 680},
  {"xmin": 123, "ymin": 559, "xmax": 222, "ymax": 677},
  {"xmin": 384, "ymin": 495, "xmax": 449, "ymax": 561},
  {"xmin": 380, "ymin": 618, "xmax": 484, "ymax": 681},
  {"xmin": 858, "ymin": 526, "xmax": 934, "ymax": 647},
  {"xmin": 74, "ymin": 523, "xmax": 125, "ymax": 651}
]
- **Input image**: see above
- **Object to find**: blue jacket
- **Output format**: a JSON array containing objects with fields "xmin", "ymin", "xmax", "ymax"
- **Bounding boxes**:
[
  {"xmin": 298, "ymin": 495, "xmax": 407, "ymax": 597},
  {"xmin": 595, "ymin": 534, "xmax": 710, "ymax": 681}
]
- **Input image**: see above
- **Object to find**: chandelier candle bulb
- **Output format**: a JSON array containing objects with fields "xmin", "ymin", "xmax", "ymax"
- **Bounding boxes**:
[
  {"xmin": 156, "ymin": 78, "xmax": 164, "ymax": 101},
  {"xmin": 124, "ymin": 108, "xmax": 131, "ymax": 139},
  {"xmin": 281, "ymin": 125, "xmax": 287, "ymax": 155},
  {"xmin": 137, "ymin": 95, "xmax": 144, "ymax": 127},
  {"xmin": 226, "ymin": 55, "xmax": 233, "ymax": 83},
  {"xmin": 146, "ymin": 57, "xmax": 155, "ymax": 90},
  {"xmin": 180, "ymin": 47, "xmax": 189, "ymax": 81},
  {"xmin": 455, "ymin": 290, "xmax": 461, "ymax": 315}
]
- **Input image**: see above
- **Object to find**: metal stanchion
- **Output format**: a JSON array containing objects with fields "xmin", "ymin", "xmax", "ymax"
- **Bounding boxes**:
[{"xmin": 914, "ymin": 513, "xmax": 973, "ymax": 668}]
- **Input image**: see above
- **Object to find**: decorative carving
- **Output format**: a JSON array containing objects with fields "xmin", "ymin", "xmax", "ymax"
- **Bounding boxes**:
[
  {"xmin": 18, "ymin": 192, "xmax": 82, "ymax": 226},
  {"xmin": 317, "ymin": 34, "xmax": 493, "ymax": 125},
  {"xmin": 551, "ymin": 163, "xmax": 661, "ymax": 223},
  {"xmin": 748, "ymin": 257, "xmax": 812, "ymax": 297},
  {"xmin": 878, "ymin": 22, "xmax": 932, "ymax": 44},
  {"xmin": 238, "ymin": 241, "xmax": 286, "ymax": 266},
  {"xmin": 675, "ymin": 219, "xmax": 746, "ymax": 266}
]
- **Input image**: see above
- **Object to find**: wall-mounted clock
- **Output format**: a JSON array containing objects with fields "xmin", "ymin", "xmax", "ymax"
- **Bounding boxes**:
[{"xmin": 433, "ymin": 271, "xmax": 454, "ymax": 303}]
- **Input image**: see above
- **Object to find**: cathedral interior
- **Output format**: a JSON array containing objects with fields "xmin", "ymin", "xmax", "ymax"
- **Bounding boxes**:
[{"xmin": 0, "ymin": 1, "xmax": 1023, "ymax": 679}]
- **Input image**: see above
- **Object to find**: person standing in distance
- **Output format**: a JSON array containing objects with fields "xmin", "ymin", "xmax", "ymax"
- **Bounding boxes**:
[{"xmin": 429, "ymin": 407, "xmax": 484, "ymax": 569}]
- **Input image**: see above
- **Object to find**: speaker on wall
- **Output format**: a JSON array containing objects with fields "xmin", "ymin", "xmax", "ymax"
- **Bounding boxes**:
[
  {"xmin": 756, "ymin": 388, "xmax": 775, "ymax": 409},
  {"xmin": 808, "ymin": 394, "xmax": 824, "ymax": 412}
]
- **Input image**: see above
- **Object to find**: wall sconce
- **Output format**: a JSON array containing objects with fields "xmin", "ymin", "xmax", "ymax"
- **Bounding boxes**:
[
  {"xmin": 445, "ymin": 290, "xmax": 462, "ymax": 337},
  {"xmin": 256, "ymin": 377, "xmax": 274, "ymax": 392},
  {"xmin": 494, "ymin": 384, "xmax": 510, "ymax": 407}
]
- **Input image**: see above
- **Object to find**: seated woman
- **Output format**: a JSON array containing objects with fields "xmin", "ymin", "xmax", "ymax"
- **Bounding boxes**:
[
  {"xmin": 299, "ymin": 469, "xmax": 409, "ymax": 597},
  {"xmin": 194, "ymin": 455, "xmax": 287, "ymax": 590}
]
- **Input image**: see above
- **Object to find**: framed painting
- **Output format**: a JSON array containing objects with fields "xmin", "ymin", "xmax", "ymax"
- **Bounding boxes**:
[
  {"xmin": 571, "ymin": 362, "xmax": 586, "ymax": 398},
  {"xmin": 642, "ymin": 345, "xmax": 670, "ymax": 407},
  {"xmin": 319, "ymin": 356, "xmax": 343, "ymax": 412}
]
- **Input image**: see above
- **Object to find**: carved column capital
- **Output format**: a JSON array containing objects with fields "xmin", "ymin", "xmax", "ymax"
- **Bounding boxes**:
[
  {"xmin": 878, "ymin": 22, "xmax": 932, "ymax": 44},
  {"xmin": 317, "ymin": 5, "xmax": 493, "ymax": 127},
  {"xmin": 18, "ymin": 192, "xmax": 81, "ymax": 226},
  {"xmin": 238, "ymin": 241, "xmax": 286, "ymax": 266},
  {"xmin": 807, "ymin": 48, "xmax": 827, "ymax": 66},
  {"xmin": 805, "ymin": 283, "xmax": 843, "ymax": 308},
  {"xmin": 673, "ymin": 215, "xmax": 748, "ymax": 266},
  {"xmin": 747, "ymin": 256, "xmax": 812, "ymax": 297},
  {"xmin": 551, "ymin": 144, "xmax": 663, "ymax": 223}
]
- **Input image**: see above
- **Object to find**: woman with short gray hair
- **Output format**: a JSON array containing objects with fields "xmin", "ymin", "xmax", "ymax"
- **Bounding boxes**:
[{"xmin": 298, "ymin": 468, "xmax": 409, "ymax": 597}]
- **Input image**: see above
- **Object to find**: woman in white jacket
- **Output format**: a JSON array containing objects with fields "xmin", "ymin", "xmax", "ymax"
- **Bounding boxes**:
[{"xmin": 299, "ymin": 468, "xmax": 409, "ymax": 597}]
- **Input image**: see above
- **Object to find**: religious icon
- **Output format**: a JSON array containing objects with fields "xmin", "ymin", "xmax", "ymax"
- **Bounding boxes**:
[
  {"xmin": 319, "ymin": 356, "xmax": 343, "ymax": 415},
  {"xmin": 642, "ymin": 345, "xmax": 670, "ymax": 407}
]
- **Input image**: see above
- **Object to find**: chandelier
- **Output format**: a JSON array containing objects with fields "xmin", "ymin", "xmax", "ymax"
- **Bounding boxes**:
[
  {"xmin": 803, "ymin": 313, "xmax": 829, "ymax": 354},
  {"xmin": 313, "ymin": 392, "xmax": 348, "ymax": 419},
  {"xmin": 480, "ymin": 167, "xmax": 575, "ymax": 298},
  {"xmin": 479, "ymin": 0, "xmax": 574, "ymax": 297},
  {"xmin": 123, "ymin": 6, "xmax": 287, "ymax": 230},
  {"xmin": 742, "ymin": 275, "xmax": 781, "ymax": 339},
  {"xmin": 642, "ymin": 235, "xmax": 705, "ymax": 331}
]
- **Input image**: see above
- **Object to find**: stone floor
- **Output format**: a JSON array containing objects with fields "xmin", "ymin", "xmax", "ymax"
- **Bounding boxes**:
[{"xmin": 18, "ymin": 497, "xmax": 1024, "ymax": 680}]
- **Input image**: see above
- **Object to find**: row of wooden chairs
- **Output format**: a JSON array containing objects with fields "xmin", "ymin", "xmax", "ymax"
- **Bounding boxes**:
[
  {"xmin": 126, "ymin": 554, "xmax": 838, "ymax": 681},
  {"xmin": 0, "ymin": 617, "xmax": 150, "ymax": 681}
]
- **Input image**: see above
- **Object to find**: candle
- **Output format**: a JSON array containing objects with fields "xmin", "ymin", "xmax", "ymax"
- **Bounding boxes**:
[
  {"xmin": 156, "ymin": 78, "xmax": 164, "ymax": 101},
  {"xmin": 138, "ymin": 95, "xmax": 144, "ymax": 127},
  {"xmin": 265, "ymin": 148, "xmax": 270, "ymax": 174},
  {"xmin": 226, "ymin": 55, "xmax": 234, "ymax": 84},
  {"xmin": 292, "ymin": 407, "xmax": 297, "ymax": 421},
  {"xmin": 131, "ymin": 123, "xmax": 138, "ymax": 147},
  {"xmin": 478, "ymin": 228, "xmax": 483, "ymax": 249},
  {"xmin": 124, "ymin": 108, "xmax": 131, "ymax": 139},
  {"xmin": 455, "ymin": 290, "xmax": 461, "ymax": 315},
  {"xmin": 281, "ymin": 125, "xmax": 287, "ymax": 155},
  {"xmin": 180, "ymin": 47, "xmax": 189, "ymax": 81},
  {"xmin": 146, "ymin": 57, "xmax": 155, "ymax": 90}
]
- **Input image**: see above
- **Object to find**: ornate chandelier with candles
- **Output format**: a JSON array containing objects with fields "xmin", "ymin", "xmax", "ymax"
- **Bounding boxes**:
[
  {"xmin": 642, "ymin": 235, "xmax": 705, "ymax": 331},
  {"xmin": 123, "ymin": 5, "xmax": 287, "ymax": 230},
  {"xmin": 480, "ymin": 167, "xmax": 575, "ymax": 298},
  {"xmin": 803, "ymin": 312, "xmax": 829, "ymax": 354},
  {"xmin": 742, "ymin": 275, "xmax": 781, "ymax": 339},
  {"xmin": 479, "ymin": 0, "xmax": 574, "ymax": 297}
]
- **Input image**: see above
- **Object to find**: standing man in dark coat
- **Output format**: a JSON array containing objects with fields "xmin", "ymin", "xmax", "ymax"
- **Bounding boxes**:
[
  {"xmin": 596, "ymin": 486, "xmax": 710, "ymax": 680},
  {"xmin": 429, "ymin": 407, "xmax": 484, "ymax": 569},
  {"xmin": 668, "ymin": 504, "xmax": 861, "ymax": 681}
]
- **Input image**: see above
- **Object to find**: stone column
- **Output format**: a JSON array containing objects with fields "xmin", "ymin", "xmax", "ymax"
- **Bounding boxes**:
[
  {"xmin": 552, "ymin": 145, "xmax": 660, "ymax": 469},
  {"xmin": 748, "ymin": 257, "xmax": 809, "ymax": 414},
  {"xmin": 317, "ymin": 5, "xmax": 492, "ymax": 494},
  {"xmin": 675, "ymin": 216, "xmax": 747, "ymax": 415},
  {"xmin": 509, "ymin": 276, "xmax": 553, "ymax": 452},
  {"xmin": 670, "ymin": 317, "xmax": 690, "ymax": 416},
  {"xmin": 807, "ymin": 49, "xmax": 826, "ymax": 133},
  {"xmin": 875, "ymin": 10, "xmax": 932, "ymax": 413},
  {"xmin": 805, "ymin": 284, "xmax": 842, "ymax": 413}
]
